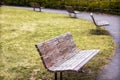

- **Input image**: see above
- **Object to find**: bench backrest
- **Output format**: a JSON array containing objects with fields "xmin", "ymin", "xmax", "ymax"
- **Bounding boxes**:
[
  {"xmin": 35, "ymin": 32, "xmax": 76, "ymax": 69},
  {"xmin": 30, "ymin": 2, "xmax": 40, "ymax": 8},
  {"xmin": 65, "ymin": 6, "xmax": 75, "ymax": 13}
]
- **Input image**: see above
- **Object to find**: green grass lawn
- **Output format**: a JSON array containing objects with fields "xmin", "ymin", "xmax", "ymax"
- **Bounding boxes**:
[{"xmin": 0, "ymin": 6, "xmax": 114, "ymax": 80}]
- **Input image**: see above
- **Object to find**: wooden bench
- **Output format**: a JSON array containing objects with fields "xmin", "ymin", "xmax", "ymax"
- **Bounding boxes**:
[
  {"xmin": 90, "ymin": 13, "xmax": 109, "ymax": 29},
  {"xmin": 65, "ymin": 6, "xmax": 80, "ymax": 18},
  {"xmin": 30, "ymin": 2, "xmax": 41, "ymax": 12},
  {"xmin": 35, "ymin": 32, "xmax": 100, "ymax": 80}
]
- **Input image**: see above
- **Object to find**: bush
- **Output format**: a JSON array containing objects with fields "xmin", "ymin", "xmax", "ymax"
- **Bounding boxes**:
[{"xmin": 3, "ymin": 0, "xmax": 120, "ymax": 15}]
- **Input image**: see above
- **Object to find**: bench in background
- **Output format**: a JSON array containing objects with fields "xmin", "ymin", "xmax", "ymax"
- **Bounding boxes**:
[
  {"xmin": 35, "ymin": 32, "xmax": 100, "ymax": 80},
  {"xmin": 90, "ymin": 13, "xmax": 109, "ymax": 29},
  {"xmin": 30, "ymin": 2, "xmax": 41, "ymax": 12},
  {"xmin": 65, "ymin": 6, "xmax": 80, "ymax": 18}
]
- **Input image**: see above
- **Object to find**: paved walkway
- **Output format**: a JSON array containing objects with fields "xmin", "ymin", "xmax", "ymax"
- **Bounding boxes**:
[{"xmin": 5, "ymin": 6, "xmax": 120, "ymax": 80}]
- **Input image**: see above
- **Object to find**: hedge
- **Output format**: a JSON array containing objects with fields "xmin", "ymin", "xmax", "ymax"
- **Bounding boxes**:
[{"xmin": 3, "ymin": 0, "xmax": 120, "ymax": 15}]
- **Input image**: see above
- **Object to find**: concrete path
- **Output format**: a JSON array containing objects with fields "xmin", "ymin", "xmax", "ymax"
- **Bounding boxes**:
[{"xmin": 4, "ymin": 6, "xmax": 120, "ymax": 80}]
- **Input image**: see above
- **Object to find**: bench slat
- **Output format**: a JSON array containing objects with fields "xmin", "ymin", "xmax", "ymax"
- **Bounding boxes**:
[
  {"xmin": 49, "ymin": 49, "xmax": 99, "ymax": 71},
  {"xmin": 74, "ymin": 50, "xmax": 100, "ymax": 71}
]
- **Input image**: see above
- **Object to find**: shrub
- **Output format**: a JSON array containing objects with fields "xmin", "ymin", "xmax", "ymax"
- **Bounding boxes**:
[{"xmin": 3, "ymin": 0, "xmax": 120, "ymax": 15}]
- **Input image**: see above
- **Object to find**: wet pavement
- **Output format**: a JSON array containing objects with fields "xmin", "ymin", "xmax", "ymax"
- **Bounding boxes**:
[{"xmin": 3, "ymin": 6, "xmax": 120, "ymax": 80}]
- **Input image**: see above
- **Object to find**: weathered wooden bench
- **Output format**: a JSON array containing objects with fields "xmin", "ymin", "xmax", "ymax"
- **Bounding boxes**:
[
  {"xmin": 35, "ymin": 32, "xmax": 100, "ymax": 80},
  {"xmin": 65, "ymin": 6, "xmax": 80, "ymax": 18},
  {"xmin": 30, "ymin": 2, "xmax": 41, "ymax": 12},
  {"xmin": 90, "ymin": 13, "xmax": 109, "ymax": 29}
]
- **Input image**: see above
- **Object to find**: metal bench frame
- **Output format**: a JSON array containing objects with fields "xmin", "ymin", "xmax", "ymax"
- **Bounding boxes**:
[
  {"xmin": 90, "ymin": 13, "xmax": 109, "ymax": 29},
  {"xmin": 65, "ymin": 6, "xmax": 80, "ymax": 18},
  {"xmin": 30, "ymin": 2, "xmax": 41, "ymax": 12},
  {"xmin": 35, "ymin": 32, "xmax": 100, "ymax": 80}
]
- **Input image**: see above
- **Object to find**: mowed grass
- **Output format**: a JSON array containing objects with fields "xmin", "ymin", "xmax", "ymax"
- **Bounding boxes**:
[{"xmin": 0, "ymin": 6, "xmax": 114, "ymax": 80}]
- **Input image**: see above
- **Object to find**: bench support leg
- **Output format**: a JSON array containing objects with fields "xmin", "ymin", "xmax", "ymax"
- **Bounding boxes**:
[
  {"xmin": 54, "ymin": 72, "xmax": 57, "ymax": 80},
  {"xmin": 60, "ymin": 72, "xmax": 62, "ymax": 80},
  {"xmin": 74, "ymin": 13, "xmax": 77, "ymax": 18},
  {"xmin": 39, "ymin": 7, "xmax": 41, "ymax": 12},
  {"xmin": 54, "ymin": 72, "xmax": 63, "ymax": 80},
  {"xmin": 79, "ymin": 67, "xmax": 85, "ymax": 73},
  {"xmin": 69, "ymin": 13, "xmax": 71, "ymax": 17},
  {"xmin": 33, "ymin": 7, "xmax": 35, "ymax": 11},
  {"xmin": 80, "ymin": 69, "xmax": 85, "ymax": 73}
]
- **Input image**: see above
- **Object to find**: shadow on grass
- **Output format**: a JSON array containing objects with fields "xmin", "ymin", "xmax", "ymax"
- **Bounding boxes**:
[
  {"xmin": 0, "ymin": 76, "xmax": 4, "ymax": 80},
  {"xmin": 62, "ymin": 70, "xmax": 94, "ymax": 80},
  {"xmin": 89, "ymin": 29, "xmax": 110, "ymax": 35},
  {"xmin": 68, "ymin": 16, "xmax": 79, "ymax": 19}
]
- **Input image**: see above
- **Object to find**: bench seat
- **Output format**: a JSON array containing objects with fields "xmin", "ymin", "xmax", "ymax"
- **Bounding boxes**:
[
  {"xmin": 96, "ymin": 20, "xmax": 109, "ymax": 26},
  {"xmin": 49, "ymin": 49, "xmax": 99, "ymax": 71}
]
